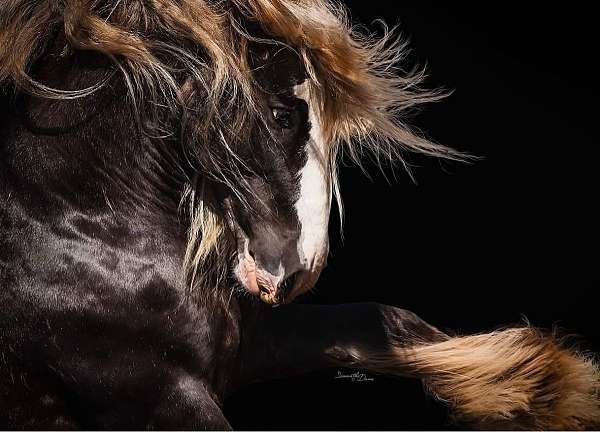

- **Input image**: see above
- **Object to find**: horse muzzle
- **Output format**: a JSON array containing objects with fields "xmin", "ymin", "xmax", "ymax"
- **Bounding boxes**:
[{"xmin": 235, "ymin": 248, "xmax": 310, "ymax": 305}]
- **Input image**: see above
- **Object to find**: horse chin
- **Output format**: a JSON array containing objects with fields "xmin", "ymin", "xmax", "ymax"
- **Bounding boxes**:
[{"xmin": 233, "ymin": 251, "xmax": 286, "ymax": 306}]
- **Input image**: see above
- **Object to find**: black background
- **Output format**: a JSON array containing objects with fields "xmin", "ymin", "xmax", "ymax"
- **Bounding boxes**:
[{"xmin": 226, "ymin": 2, "xmax": 598, "ymax": 429}]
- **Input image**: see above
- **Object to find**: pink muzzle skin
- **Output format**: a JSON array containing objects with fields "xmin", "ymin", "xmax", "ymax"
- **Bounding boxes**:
[
  {"xmin": 240, "ymin": 252, "xmax": 260, "ymax": 295},
  {"xmin": 239, "ymin": 252, "xmax": 283, "ymax": 305},
  {"xmin": 236, "ymin": 250, "xmax": 324, "ymax": 306},
  {"xmin": 238, "ymin": 252, "xmax": 318, "ymax": 306}
]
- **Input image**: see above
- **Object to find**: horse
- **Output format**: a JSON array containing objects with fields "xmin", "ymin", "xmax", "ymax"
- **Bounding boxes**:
[{"xmin": 1, "ymin": 0, "xmax": 599, "ymax": 429}]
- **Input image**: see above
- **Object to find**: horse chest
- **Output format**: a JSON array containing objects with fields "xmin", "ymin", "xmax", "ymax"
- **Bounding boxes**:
[{"xmin": 1, "ymin": 203, "xmax": 243, "ymax": 420}]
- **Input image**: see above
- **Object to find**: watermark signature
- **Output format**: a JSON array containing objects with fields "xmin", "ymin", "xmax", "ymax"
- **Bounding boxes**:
[{"xmin": 334, "ymin": 370, "xmax": 374, "ymax": 383}]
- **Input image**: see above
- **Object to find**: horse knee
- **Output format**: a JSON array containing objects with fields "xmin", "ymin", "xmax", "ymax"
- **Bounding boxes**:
[
  {"xmin": 371, "ymin": 303, "xmax": 447, "ymax": 345},
  {"xmin": 150, "ymin": 374, "xmax": 231, "ymax": 430}
]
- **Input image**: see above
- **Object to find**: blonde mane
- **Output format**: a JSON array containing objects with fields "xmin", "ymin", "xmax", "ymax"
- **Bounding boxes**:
[{"xmin": 0, "ymin": 0, "xmax": 464, "ymax": 291}]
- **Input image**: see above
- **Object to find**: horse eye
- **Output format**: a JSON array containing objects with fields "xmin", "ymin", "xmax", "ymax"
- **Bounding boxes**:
[{"xmin": 271, "ymin": 107, "xmax": 293, "ymax": 129}]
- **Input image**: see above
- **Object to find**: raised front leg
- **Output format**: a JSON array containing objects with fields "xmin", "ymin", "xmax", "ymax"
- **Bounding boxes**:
[
  {"xmin": 234, "ymin": 302, "xmax": 600, "ymax": 430},
  {"xmin": 234, "ymin": 302, "xmax": 446, "ymax": 384}
]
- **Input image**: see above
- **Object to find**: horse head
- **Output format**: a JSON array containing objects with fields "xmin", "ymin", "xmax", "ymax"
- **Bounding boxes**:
[
  {"xmin": 0, "ymin": 0, "xmax": 461, "ymax": 306},
  {"xmin": 214, "ymin": 43, "xmax": 330, "ymax": 305}
]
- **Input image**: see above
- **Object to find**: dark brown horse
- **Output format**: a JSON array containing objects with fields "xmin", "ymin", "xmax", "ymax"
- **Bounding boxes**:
[{"xmin": 1, "ymin": 0, "xmax": 599, "ymax": 429}]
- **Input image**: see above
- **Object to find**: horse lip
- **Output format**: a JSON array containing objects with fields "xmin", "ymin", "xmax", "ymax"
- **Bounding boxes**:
[
  {"xmin": 257, "ymin": 273, "xmax": 284, "ymax": 305},
  {"xmin": 240, "ymin": 250, "xmax": 260, "ymax": 295},
  {"xmin": 234, "ymin": 235, "xmax": 301, "ymax": 305},
  {"xmin": 257, "ymin": 271, "xmax": 299, "ymax": 305},
  {"xmin": 259, "ymin": 287, "xmax": 281, "ymax": 305}
]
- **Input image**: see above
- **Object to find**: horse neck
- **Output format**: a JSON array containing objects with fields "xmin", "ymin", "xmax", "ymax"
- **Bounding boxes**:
[{"xmin": 1, "ymin": 48, "xmax": 187, "ymax": 241}]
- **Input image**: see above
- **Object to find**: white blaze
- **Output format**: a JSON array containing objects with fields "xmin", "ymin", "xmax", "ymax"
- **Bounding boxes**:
[{"xmin": 294, "ymin": 83, "xmax": 331, "ymax": 270}]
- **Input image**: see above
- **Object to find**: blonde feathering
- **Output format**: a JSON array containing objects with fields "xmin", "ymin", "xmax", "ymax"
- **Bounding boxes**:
[{"xmin": 347, "ymin": 327, "xmax": 600, "ymax": 430}]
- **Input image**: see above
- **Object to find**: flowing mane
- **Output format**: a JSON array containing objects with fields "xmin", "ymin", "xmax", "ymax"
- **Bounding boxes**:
[
  {"xmin": 2, "ymin": 3, "xmax": 600, "ymax": 430},
  {"xmin": 0, "ymin": 0, "xmax": 462, "ymax": 289},
  {"xmin": 0, "ymin": 0, "xmax": 463, "ymax": 159}
]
